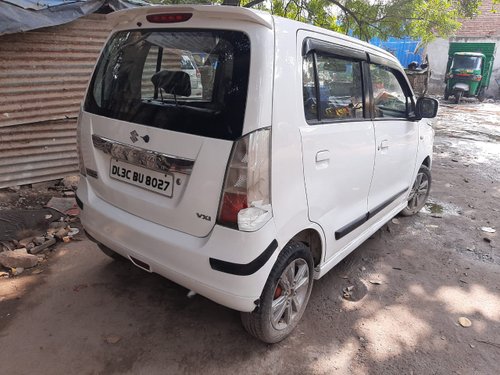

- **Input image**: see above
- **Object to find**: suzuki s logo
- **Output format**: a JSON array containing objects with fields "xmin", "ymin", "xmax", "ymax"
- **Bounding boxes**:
[
  {"xmin": 130, "ymin": 130, "xmax": 150, "ymax": 143},
  {"xmin": 130, "ymin": 130, "xmax": 139, "ymax": 143},
  {"xmin": 196, "ymin": 213, "xmax": 211, "ymax": 221}
]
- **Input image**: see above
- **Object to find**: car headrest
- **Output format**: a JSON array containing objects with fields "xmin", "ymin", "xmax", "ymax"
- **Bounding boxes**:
[{"xmin": 151, "ymin": 70, "xmax": 191, "ymax": 97}]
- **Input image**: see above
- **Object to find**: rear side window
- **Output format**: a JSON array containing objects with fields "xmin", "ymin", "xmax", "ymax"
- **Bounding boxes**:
[
  {"xmin": 85, "ymin": 30, "xmax": 251, "ymax": 140},
  {"xmin": 370, "ymin": 64, "xmax": 409, "ymax": 118},
  {"xmin": 303, "ymin": 52, "xmax": 364, "ymax": 123}
]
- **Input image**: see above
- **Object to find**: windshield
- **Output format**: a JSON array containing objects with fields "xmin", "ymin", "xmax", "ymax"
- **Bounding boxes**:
[
  {"xmin": 85, "ymin": 29, "xmax": 251, "ymax": 140},
  {"xmin": 451, "ymin": 55, "xmax": 482, "ymax": 70}
]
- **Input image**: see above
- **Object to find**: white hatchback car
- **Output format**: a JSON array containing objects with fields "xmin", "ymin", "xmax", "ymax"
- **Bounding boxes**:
[{"xmin": 77, "ymin": 5, "xmax": 438, "ymax": 343}]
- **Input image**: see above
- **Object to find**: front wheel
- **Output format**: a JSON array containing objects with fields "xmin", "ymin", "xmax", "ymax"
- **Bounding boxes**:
[
  {"xmin": 241, "ymin": 241, "xmax": 314, "ymax": 343},
  {"xmin": 478, "ymin": 87, "xmax": 486, "ymax": 102},
  {"xmin": 400, "ymin": 165, "xmax": 432, "ymax": 216},
  {"xmin": 455, "ymin": 91, "xmax": 462, "ymax": 104},
  {"xmin": 444, "ymin": 88, "xmax": 449, "ymax": 100}
]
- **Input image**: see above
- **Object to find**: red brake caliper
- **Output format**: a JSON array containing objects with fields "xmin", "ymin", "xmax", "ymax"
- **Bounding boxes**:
[{"xmin": 274, "ymin": 285, "xmax": 282, "ymax": 299}]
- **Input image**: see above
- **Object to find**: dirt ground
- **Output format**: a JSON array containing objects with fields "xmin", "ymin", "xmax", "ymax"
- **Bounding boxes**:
[{"xmin": 0, "ymin": 101, "xmax": 499, "ymax": 375}]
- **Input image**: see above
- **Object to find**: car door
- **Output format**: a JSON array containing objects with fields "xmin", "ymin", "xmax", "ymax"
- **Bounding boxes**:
[
  {"xmin": 367, "ymin": 59, "xmax": 419, "ymax": 216},
  {"xmin": 298, "ymin": 36, "xmax": 376, "ymax": 261}
]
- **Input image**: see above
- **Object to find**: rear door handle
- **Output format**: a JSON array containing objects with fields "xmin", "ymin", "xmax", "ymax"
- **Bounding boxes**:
[
  {"xmin": 316, "ymin": 150, "xmax": 330, "ymax": 163},
  {"xmin": 379, "ymin": 140, "xmax": 389, "ymax": 150}
]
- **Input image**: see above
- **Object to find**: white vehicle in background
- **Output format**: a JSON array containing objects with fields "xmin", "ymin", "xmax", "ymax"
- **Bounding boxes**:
[{"xmin": 77, "ymin": 5, "xmax": 438, "ymax": 343}]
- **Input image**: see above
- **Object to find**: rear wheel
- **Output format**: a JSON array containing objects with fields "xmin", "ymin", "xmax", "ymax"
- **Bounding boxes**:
[
  {"xmin": 401, "ymin": 165, "xmax": 431, "ymax": 216},
  {"xmin": 241, "ymin": 241, "xmax": 314, "ymax": 343}
]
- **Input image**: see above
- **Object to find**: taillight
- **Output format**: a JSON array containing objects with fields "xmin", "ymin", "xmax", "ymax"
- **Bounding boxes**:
[
  {"xmin": 472, "ymin": 74, "xmax": 482, "ymax": 82},
  {"xmin": 217, "ymin": 128, "xmax": 272, "ymax": 231},
  {"xmin": 76, "ymin": 109, "xmax": 86, "ymax": 177},
  {"xmin": 146, "ymin": 13, "xmax": 192, "ymax": 23}
]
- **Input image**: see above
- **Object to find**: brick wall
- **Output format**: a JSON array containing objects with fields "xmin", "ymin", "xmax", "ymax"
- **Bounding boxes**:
[{"xmin": 456, "ymin": 0, "xmax": 500, "ymax": 37}]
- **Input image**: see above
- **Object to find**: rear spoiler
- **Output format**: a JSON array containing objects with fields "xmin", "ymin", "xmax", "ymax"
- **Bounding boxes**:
[{"xmin": 107, "ymin": 5, "xmax": 273, "ymax": 30}]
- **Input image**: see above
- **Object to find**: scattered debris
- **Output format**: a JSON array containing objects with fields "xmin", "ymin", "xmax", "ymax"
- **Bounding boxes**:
[
  {"xmin": 45, "ymin": 197, "xmax": 80, "ymax": 217},
  {"xmin": 30, "ymin": 238, "xmax": 56, "ymax": 255},
  {"xmin": 469, "ymin": 343, "xmax": 475, "ymax": 348},
  {"xmin": 0, "ymin": 249, "xmax": 38, "ymax": 269},
  {"xmin": 458, "ymin": 317, "xmax": 472, "ymax": 328},
  {"xmin": 187, "ymin": 290, "xmax": 197, "ymax": 298},
  {"xmin": 483, "ymin": 237, "xmax": 492, "ymax": 243},
  {"xmin": 392, "ymin": 267, "xmax": 402, "ymax": 271},
  {"xmin": 463, "ymin": 178, "xmax": 470, "ymax": 183},
  {"xmin": 33, "ymin": 236, "xmax": 45, "ymax": 246},
  {"xmin": 342, "ymin": 286, "xmax": 354, "ymax": 300},
  {"xmin": 32, "ymin": 269, "xmax": 44, "ymax": 275},
  {"xmin": 104, "ymin": 335, "xmax": 122, "ymax": 344},
  {"xmin": 11, "ymin": 267, "xmax": 24, "ymax": 276},
  {"xmin": 480, "ymin": 227, "xmax": 496, "ymax": 233},
  {"xmin": 391, "ymin": 218, "xmax": 400, "ymax": 225},
  {"xmin": 369, "ymin": 280, "xmax": 382, "ymax": 285},
  {"xmin": 0, "ymin": 271, "xmax": 9, "ymax": 277},
  {"xmin": 62, "ymin": 191, "xmax": 76, "ymax": 198}
]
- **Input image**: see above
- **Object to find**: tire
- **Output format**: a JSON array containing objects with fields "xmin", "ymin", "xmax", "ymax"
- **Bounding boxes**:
[
  {"xmin": 444, "ymin": 88, "xmax": 449, "ymax": 101},
  {"xmin": 400, "ymin": 165, "xmax": 432, "ymax": 216},
  {"xmin": 98, "ymin": 243, "xmax": 126, "ymax": 261},
  {"xmin": 241, "ymin": 241, "xmax": 314, "ymax": 343},
  {"xmin": 478, "ymin": 88, "xmax": 486, "ymax": 102},
  {"xmin": 455, "ymin": 91, "xmax": 462, "ymax": 104}
]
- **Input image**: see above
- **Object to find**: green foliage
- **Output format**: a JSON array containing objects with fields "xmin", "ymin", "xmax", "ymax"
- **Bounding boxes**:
[{"xmin": 143, "ymin": 0, "xmax": 485, "ymax": 43}]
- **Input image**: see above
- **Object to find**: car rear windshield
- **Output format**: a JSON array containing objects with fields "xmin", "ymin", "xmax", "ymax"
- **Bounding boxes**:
[{"xmin": 85, "ymin": 29, "xmax": 251, "ymax": 140}]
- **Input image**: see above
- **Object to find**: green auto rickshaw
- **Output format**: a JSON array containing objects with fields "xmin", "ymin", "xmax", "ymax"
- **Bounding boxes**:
[{"xmin": 444, "ymin": 52, "xmax": 492, "ymax": 104}]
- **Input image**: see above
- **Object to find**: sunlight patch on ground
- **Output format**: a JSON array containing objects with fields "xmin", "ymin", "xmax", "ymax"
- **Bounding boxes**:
[
  {"xmin": 356, "ymin": 305, "xmax": 431, "ymax": 361},
  {"xmin": 435, "ymin": 284, "xmax": 500, "ymax": 322}
]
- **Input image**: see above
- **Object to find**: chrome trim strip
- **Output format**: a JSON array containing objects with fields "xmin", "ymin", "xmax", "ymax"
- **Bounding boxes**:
[{"xmin": 92, "ymin": 134, "xmax": 194, "ymax": 175}]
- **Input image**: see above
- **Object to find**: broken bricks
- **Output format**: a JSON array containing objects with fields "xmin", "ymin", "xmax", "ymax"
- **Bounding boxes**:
[{"xmin": 0, "ymin": 248, "xmax": 38, "ymax": 269}]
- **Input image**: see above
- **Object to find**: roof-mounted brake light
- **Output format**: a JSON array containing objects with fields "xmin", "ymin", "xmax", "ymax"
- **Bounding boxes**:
[{"xmin": 146, "ymin": 13, "xmax": 192, "ymax": 23}]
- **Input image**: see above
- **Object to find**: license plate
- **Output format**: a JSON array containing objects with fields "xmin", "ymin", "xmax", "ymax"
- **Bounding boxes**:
[{"xmin": 109, "ymin": 159, "xmax": 174, "ymax": 197}]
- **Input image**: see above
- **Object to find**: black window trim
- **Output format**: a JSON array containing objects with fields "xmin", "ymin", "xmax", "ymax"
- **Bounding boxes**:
[{"xmin": 303, "ymin": 37, "xmax": 367, "ymax": 62}]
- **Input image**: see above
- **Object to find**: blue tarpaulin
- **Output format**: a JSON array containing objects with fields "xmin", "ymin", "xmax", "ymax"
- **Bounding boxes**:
[
  {"xmin": 0, "ymin": 0, "xmax": 146, "ymax": 35},
  {"xmin": 370, "ymin": 36, "xmax": 424, "ymax": 68}
]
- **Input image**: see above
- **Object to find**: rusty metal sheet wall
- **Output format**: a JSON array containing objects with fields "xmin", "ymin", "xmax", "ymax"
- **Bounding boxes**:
[{"xmin": 0, "ymin": 14, "xmax": 111, "ymax": 188}]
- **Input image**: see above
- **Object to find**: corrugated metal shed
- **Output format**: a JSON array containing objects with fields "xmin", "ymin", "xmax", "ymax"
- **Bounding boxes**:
[{"xmin": 0, "ymin": 13, "xmax": 111, "ymax": 188}]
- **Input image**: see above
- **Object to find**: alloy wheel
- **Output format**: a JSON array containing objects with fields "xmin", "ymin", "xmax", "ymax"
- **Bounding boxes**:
[{"xmin": 271, "ymin": 258, "xmax": 310, "ymax": 330}]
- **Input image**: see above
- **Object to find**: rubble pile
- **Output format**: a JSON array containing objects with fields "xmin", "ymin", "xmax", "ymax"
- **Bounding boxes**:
[
  {"xmin": 0, "ymin": 219, "xmax": 80, "ymax": 277},
  {"xmin": 0, "ymin": 176, "xmax": 81, "ymax": 278}
]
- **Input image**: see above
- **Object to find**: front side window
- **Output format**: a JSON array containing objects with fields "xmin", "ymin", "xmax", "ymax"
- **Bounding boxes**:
[
  {"xmin": 85, "ymin": 30, "xmax": 251, "ymax": 140},
  {"xmin": 303, "ymin": 52, "xmax": 364, "ymax": 123},
  {"xmin": 370, "ymin": 65, "xmax": 409, "ymax": 118}
]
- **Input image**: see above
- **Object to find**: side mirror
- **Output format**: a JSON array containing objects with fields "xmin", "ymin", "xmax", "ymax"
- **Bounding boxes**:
[{"xmin": 415, "ymin": 97, "xmax": 438, "ymax": 119}]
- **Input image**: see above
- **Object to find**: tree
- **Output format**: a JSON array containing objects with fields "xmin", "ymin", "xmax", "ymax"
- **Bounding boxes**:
[{"xmin": 148, "ymin": 0, "xmax": 487, "ymax": 43}]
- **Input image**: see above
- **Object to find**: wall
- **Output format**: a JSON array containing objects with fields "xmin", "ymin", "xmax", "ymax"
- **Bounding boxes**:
[{"xmin": 0, "ymin": 13, "xmax": 110, "ymax": 188}]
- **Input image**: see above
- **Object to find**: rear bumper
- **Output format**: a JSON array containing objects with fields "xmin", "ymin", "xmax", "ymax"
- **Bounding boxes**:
[{"xmin": 77, "ymin": 178, "xmax": 279, "ymax": 312}]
